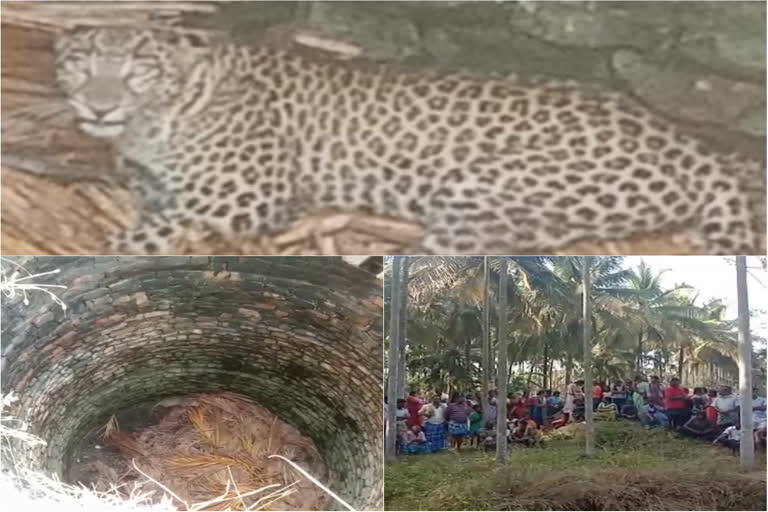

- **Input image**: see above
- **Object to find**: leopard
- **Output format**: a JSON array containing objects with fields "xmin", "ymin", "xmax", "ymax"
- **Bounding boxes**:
[{"xmin": 54, "ymin": 27, "xmax": 766, "ymax": 255}]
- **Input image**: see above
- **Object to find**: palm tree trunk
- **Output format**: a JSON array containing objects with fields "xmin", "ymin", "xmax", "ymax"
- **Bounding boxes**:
[
  {"xmin": 495, "ymin": 257, "xmax": 509, "ymax": 465},
  {"xmin": 385, "ymin": 257, "xmax": 402, "ymax": 458},
  {"xmin": 582, "ymin": 256, "xmax": 595, "ymax": 458},
  {"xmin": 636, "ymin": 330, "xmax": 643, "ymax": 372},
  {"xmin": 565, "ymin": 354, "xmax": 573, "ymax": 387},
  {"xmin": 480, "ymin": 256, "xmax": 491, "ymax": 422},
  {"xmin": 543, "ymin": 340, "xmax": 549, "ymax": 389},
  {"xmin": 396, "ymin": 257, "xmax": 410, "ymax": 398},
  {"xmin": 464, "ymin": 332, "xmax": 472, "ymax": 388},
  {"xmin": 736, "ymin": 256, "xmax": 754, "ymax": 469},
  {"xmin": 678, "ymin": 345, "xmax": 685, "ymax": 381}
]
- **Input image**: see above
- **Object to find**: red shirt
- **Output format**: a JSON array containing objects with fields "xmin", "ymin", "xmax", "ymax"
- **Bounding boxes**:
[
  {"xmin": 706, "ymin": 405, "xmax": 719, "ymax": 425},
  {"xmin": 406, "ymin": 395, "xmax": 424, "ymax": 427},
  {"xmin": 592, "ymin": 384, "xmax": 602, "ymax": 399},
  {"xmin": 511, "ymin": 402, "xmax": 527, "ymax": 419},
  {"xmin": 664, "ymin": 386, "xmax": 688, "ymax": 410}
]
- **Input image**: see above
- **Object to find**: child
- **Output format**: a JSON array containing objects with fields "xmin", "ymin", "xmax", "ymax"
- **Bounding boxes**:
[
  {"xmin": 713, "ymin": 422, "xmax": 741, "ymax": 454},
  {"xmin": 469, "ymin": 403, "xmax": 484, "ymax": 447}
]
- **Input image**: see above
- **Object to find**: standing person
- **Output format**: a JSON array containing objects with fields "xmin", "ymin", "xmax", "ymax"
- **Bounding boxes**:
[
  {"xmin": 488, "ymin": 391, "xmax": 498, "ymax": 424},
  {"xmin": 648, "ymin": 376, "xmax": 664, "ymax": 408},
  {"xmin": 712, "ymin": 385, "xmax": 739, "ymax": 430},
  {"xmin": 468, "ymin": 403, "xmax": 484, "ymax": 448},
  {"xmin": 523, "ymin": 390, "xmax": 536, "ymax": 417},
  {"xmin": 611, "ymin": 379, "xmax": 628, "ymax": 412},
  {"xmin": 406, "ymin": 390, "xmax": 424, "ymax": 428},
  {"xmin": 419, "ymin": 395, "xmax": 447, "ymax": 453},
  {"xmin": 547, "ymin": 390, "xmax": 563, "ymax": 416},
  {"xmin": 563, "ymin": 379, "xmax": 584, "ymax": 424},
  {"xmin": 705, "ymin": 389, "xmax": 719, "ymax": 425},
  {"xmin": 664, "ymin": 377, "xmax": 689, "ymax": 429},
  {"xmin": 533, "ymin": 390, "xmax": 548, "ymax": 427},
  {"xmin": 690, "ymin": 387, "xmax": 709, "ymax": 413},
  {"xmin": 634, "ymin": 375, "xmax": 649, "ymax": 406},
  {"xmin": 445, "ymin": 395, "xmax": 470, "ymax": 451},
  {"xmin": 592, "ymin": 381, "xmax": 603, "ymax": 412},
  {"xmin": 510, "ymin": 394, "xmax": 527, "ymax": 420}
]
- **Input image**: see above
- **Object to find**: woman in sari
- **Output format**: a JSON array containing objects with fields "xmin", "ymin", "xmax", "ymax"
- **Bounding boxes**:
[{"xmin": 563, "ymin": 379, "xmax": 584, "ymax": 424}]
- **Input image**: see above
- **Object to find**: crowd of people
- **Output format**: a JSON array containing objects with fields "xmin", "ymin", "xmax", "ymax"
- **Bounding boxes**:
[{"xmin": 386, "ymin": 375, "xmax": 767, "ymax": 456}]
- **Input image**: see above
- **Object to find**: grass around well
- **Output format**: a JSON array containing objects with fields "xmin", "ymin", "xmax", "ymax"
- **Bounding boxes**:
[{"xmin": 385, "ymin": 421, "xmax": 766, "ymax": 511}]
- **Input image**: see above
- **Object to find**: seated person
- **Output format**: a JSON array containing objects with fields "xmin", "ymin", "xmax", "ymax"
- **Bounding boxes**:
[
  {"xmin": 510, "ymin": 414, "xmax": 540, "ymax": 446},
  {"xmin": 640, "ymin": 404, "xmax": 668, "ymax": 429},
  {"xmin": 402, "ymin": 424, "xmax": 430, "ymax": 454},
  {"xmin": 755, "ymin": 423, "xmax": 766, "ymax": 452},
  {"xmin": 678, "ymin": 409, "xmax": 717, "ymax": 440},
  {"xmin": 481, "ymin": 421, "xmax": 497, "ymax": 452},
  {"xmin": 713, "ymin": 422, "xmax": 741, "ymax": 454},
  {"xmin": 620, "ymin": 402, "xmax": 638, "ymax": 419},
  {"xmin": 596, "ymin": 396, "xmax": 618, "ymax": 421}
]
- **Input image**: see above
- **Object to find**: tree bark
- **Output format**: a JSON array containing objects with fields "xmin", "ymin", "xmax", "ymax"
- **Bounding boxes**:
[
  {"xmin": 464, "ymin": 331, "xmax": 472, "ymax": 388},
  {"xmin": 495, "ymin": 257, "xmax": 509, "ymax": 465},
  {"xmin": 543, "ymin": 340, "xmax": 549, "ymax": 389},
  {"xmin": 385, "ymin": 257, "xmax": 402, "ymax": 458},
  {"xmin": 565, "ymin": 354, "xmax": 573, "ymax": 387},
  {"xmin": 736, "ymin": 256, "xmax": 754, "ymax": 469},
  {"xmin": 480, "ymin": 256, "xmax": 491, "ymax": 422},
  {"xmin": 396, "ymin": 256, "xmax": 410, "ymax": 398},
  {"xmin": 582, "ymin": 256, "xmax": 595, "ymax": 458},
  {"xmin": 678, "ymin": 345, "xmax": 685, "ymax": 381}
]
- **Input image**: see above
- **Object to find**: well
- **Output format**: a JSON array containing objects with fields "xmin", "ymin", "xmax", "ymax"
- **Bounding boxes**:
[{"xmin": 1, "ymin": 256, "xmax": 384, "ymax": 510}]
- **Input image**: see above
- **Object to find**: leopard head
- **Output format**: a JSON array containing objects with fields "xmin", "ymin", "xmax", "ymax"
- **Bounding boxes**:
[{"xmin": 54, "ymin": 28, "xmax": 191, "ymax": 138}]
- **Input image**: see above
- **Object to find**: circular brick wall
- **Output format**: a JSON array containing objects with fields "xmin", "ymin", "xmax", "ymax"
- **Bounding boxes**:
[{"xmin": 1, "ymin": 256, "xmax": 383, "ymax": 510}]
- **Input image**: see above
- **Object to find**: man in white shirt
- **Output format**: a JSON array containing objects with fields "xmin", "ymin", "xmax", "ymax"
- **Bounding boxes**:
[{"xmin": 419, "ymin": 395, "xmax": 447, "ymax": 452}]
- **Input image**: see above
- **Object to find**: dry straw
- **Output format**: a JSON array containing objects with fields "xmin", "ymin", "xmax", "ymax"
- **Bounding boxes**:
[{"xmin": 2, "ymin": 392, "xmax": 354, "ymax": 511}]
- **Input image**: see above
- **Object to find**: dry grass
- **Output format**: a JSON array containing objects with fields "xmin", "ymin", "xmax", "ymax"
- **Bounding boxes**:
[
  {"xmin": 80, "ymin": 392, "xmax": 329, "ymax": 511},
  {"xmin": 2, "ymin": 1, "xmax": 765, "ymax": 255},
  {"xmin": 385, "ymin": 421, "xmax": 766, "ymax": 511}
]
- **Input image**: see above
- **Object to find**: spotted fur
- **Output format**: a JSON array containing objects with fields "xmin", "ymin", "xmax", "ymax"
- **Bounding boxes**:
[{"xmin": 54, "ymin": 28, "xmax": 765, "ymax": 254}]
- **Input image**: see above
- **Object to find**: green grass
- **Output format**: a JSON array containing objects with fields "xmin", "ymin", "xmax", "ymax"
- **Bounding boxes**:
[{"xmin": 385, "ymin": 422, "xmax": 766, "ymax": 510}]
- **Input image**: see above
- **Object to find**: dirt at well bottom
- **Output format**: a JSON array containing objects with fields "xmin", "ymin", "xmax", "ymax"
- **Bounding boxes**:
[{"xmin": 65, "ymin": 392, "xmax": 330, "ymax": 511}]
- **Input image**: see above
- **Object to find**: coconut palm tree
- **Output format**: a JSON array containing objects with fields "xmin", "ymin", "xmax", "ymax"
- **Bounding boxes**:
[
  {"xmin": 496, "ymin": 256, "xmax": 509, "ymax": 465},
  {"xmin": 735, "ymin": 256, "xmax": 754, "ymax": 469},
  {"xmin": 385, "ymin": 256, "xmax": 403, "ymax": 458},
  {"xmin": 582, "ymin": 256, "xmax": 595, "ymax": 458}
]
